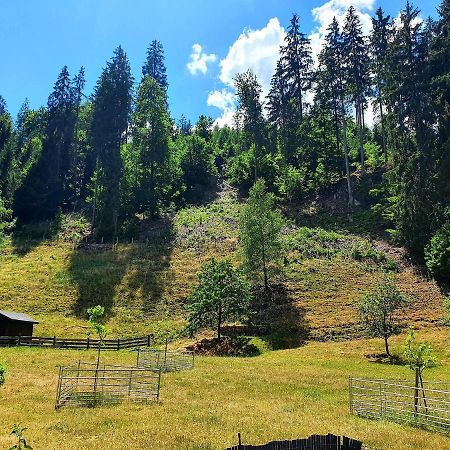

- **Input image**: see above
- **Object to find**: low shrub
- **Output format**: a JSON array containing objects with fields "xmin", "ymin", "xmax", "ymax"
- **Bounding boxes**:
[
  {"xmin": 425, "ymin": 223, "xmax": 450, "ymax": 281},
  {"xmin": 0, "ymin": 362, "xmax": 6, "ymax": 386}
]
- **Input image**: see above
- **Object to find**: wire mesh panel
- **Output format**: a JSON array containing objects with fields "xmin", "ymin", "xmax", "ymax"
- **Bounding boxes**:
[
  {"xmin": 137, "ymin": 348, "xmax": 194, "ymax": 372},
  {"xmin": 349, "ymin": 377, "xmax": 450, "ymax": 433},
  {"xmin": 55, "ymin": 361, "xmax": 161, "ymax": 409}
]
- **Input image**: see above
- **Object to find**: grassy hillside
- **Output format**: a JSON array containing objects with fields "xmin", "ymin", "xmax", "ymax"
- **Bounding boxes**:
[
  {"xmin": 0, "ymin": 186, "xmax": 445, "ymax": 341},
  {"xmin": 1, "ymin": 330, "xmax": 450, "ymax": 449}
]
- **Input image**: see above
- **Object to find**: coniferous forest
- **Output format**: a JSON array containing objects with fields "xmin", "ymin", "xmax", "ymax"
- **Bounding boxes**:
[{"xmin": 0, "ymin": 1, "xmax": 449, "ymax": 273}]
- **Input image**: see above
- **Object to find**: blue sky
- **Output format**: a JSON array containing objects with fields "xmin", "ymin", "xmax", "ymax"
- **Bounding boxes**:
[{"xmin": 0, "ymin": 0, "xmax": 441, "ymax": 125}]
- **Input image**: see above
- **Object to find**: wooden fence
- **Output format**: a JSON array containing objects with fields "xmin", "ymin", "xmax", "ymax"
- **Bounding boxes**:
[
  {"xmin": 55, "ymin": 361, "xmax": 161, "ymax": 409},
  {"xmin": 349, "ymin": 376, "xmax": 450, "ymax": 433},
  {"xmin": 0, "ymin": 335, "xmax": 151, "ymax": 350},
  {"xmin": 227, "ymin": 434, "xmax": 362, "ymax": 450}
]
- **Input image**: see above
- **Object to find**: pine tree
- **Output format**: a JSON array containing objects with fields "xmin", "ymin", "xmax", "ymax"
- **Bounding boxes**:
[
  {"xmin": 431, "ymin": 0, "xmax": 450, "ymax": 211},
  {"xmin": 317, "ymin": 17, "xmax": 353, "ymax": 206},
  {"xmin": 132, "ymin": 76, "xmax": 171, "ymax": 217},
  {"xmin": 371, "ymin": 8, "xmax": 392, "ymax": 161},
  {"xmin": 281, "ymin": 14, "xmax": 313, "ymax": 122},
  {"xmin": 91, "ymin": 46, "xmax": 133, "ymax": 238},
  {"xmin": 384, "ymin": 2, "xmax": 438, "ymax": 251},
  {"xmin": 343, "ymin": 6, "xmax": 371, "ymax": 175},
  {"xmin": 234, "ymin": 70, "xmax": 266, "ymax": 180},
  {"xmin": 142, "ymin": 40, "xmax": 168, "ymax": 91}
]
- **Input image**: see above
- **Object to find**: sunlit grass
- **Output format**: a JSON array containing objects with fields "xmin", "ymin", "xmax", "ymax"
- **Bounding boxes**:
[{"xmin": 1, "ymin": 330, "xmax": 450, "ymax": 449}]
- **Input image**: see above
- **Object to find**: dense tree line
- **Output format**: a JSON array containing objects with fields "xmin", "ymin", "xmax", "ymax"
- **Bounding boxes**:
[{"xmin": 0, "ymin": 1, "xmax": 449, "ymax": 269}]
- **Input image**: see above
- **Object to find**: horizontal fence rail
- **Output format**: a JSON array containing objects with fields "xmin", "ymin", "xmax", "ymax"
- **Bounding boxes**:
[
  {"xmin": 0, "ymin": 335, "xmax": 151, "ymax": 350},
  {"xmin": 227, "ymin": 434, "xmax": 362, "ymax": 450},
  {"xmin": 55, "ymin": 361, "xmax": 161, "ymax": 409},
  {"xmin": 349, "ymin": 377, "xmax": 450, "ymax": 434},
  {"xmin": 137, "ymin": 348, "xmax": 194, "ymax": 372}
]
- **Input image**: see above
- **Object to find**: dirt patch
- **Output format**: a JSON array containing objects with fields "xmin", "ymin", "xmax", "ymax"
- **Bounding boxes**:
[{"xmin": 185, "ymin": 337, "xmax": 260, "ymax": 357}]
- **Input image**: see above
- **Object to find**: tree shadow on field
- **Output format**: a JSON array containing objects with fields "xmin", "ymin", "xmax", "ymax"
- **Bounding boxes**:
[
  {"xmin": 222, "ymin": 284, "xmax": 310, "ymax": 350},
  {"xmin": 11, "ymin": 219, "xmax": 60, "ymax": 256},
  {"xmin": 68, "ymin": 218, "xmax": 175, "ymax": 318}
]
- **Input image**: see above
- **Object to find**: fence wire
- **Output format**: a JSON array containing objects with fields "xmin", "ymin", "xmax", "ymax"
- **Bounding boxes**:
[
  {"xmin": 349, "ymin": 376, "xmax": 450, "ymax": 434},
  {"xmin": 55, "ymin": 361, "xmax": 160, "ymax": 409}
]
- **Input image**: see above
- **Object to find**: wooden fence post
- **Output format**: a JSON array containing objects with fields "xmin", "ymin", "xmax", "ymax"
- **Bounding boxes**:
[
  {"xmin": 147, "ymin": 334, "xmax": 150, "ymax": 347},
  {"xmin": 117, "ymin": 338, "xmax": 120, "ymax": 350},
  {"xmin": 87, "ymin": 337, "xmax": 90, "ymax": 350},
  {"xmin": 18, "ymin": 334, "xmax": 21, "ymax": 346},
  {"xmin": 53, "ymin": 336, "xmax": 57, "ymax": 347}
]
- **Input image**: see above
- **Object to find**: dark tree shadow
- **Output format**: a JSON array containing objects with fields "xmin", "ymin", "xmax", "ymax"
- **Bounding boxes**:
[
  {"xmin": 11, "ymin": 219, "xmax": 60, "ymax": 256},
  {"xmin": 223, "ymin": 283, "xmax": 310, "ymax": 350},
  {"xmin": 68, "ymin": 218, "xmax": 175, "ymax": 318}
]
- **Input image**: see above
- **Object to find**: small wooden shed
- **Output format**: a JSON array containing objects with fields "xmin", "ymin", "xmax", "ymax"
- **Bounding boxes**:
[{"xmin": 0, "ymin": 310, "xmax": 39, "ymax": 337}]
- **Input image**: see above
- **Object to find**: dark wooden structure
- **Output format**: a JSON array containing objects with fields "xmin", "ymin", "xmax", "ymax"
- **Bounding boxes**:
[
  {"xmin": 227, "ymin": 434, "xmax": 362, "ymax": 450},
  {"xmin": 0, "ymin": 334, "xmax": 151, "ymax": 349},
  {"xmin": 0, "ymin": 310, "xmax": 39, "ymax": 337}
]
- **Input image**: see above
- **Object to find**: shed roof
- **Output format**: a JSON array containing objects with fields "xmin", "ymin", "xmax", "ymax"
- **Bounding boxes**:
[{"xmin": 0, "ymin": 310, "xmax": 39, "ymax": 324}]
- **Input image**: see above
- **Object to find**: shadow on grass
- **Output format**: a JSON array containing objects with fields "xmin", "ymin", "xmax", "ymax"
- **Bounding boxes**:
[
  {"xmin": 222, "ymin": 283, "xmax": 310, "ymax": 351},
  {"xmin": 11, "ymin": 219, "xmax": 60, "ymax": 256},
  {"xmin": 68, "ymin": 218, "xmax": 175, "ymax": 318},
  {"xmin": 365, "ymin": 352, "xmax": 406, "ymax": 365}
]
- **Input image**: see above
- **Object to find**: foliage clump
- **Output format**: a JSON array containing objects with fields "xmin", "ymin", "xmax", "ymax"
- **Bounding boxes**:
[
  {"xmin": 9, "ymin": 424, "xmax": 33, "ymax": 450},
  {"xmin": 0, "ymin": 362, "xmax": 6, "ymax": 386},
  {"xmin": 424, "ymin": 223, "xmax": 450, "ymax": 281},
  {"xmin": 187, "ymin": 258, "xmax": 252, "ymax": 340},
  {"xmin": 239, "ymin": 179, "xmax": 286, "ymax": 288},
  {"xmin": 359, "ymin": 273, "xmax": 408, "ymax": 356}
]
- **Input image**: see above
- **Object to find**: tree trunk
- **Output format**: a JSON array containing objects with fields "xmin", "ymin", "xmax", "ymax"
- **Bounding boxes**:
[
  {"xmin": 341, "ymin": 98, "xmax": 353, "ymax": 207},
  {"xmin": 414, "ymin": 368, "xmax": 419, "ymax": 419},
  {"xmin": 384, "ymin": 334, "xmax": 391, "ymax": 357},
  {"xmin": 379, "ymin": 99, "xmax": 387, "ymax": 162},
  {"xmin": 217, "ymin": 301, "xmax": 222, "ymax": 341},
  {"xmin": 358, "ymin": 104, "xmax": 366, "ymax": 176}
]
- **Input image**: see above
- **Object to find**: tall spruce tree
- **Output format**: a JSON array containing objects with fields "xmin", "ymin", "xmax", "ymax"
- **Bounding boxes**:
[
  {"xmin": 281, "ymin": 14, "xmax": 313, "ymax": 123},
  {"xmin": 142, "ymin": 40, "xmax": 168, "ymax": 91},
  {"xmin": 384, "ymin": 2, "xmax": 438, "ymax": 251},
  {"xmin": 317, "ymin": 17, "xmax": 354, "ymax": 206},
  {"xmin": 343, "ymin": 6, "xmax": 371, "ymax": 175},
  {"xmin": 234, "ymin": 70, "xmax": 266, "ymax": 180},
  {"xmin": 431, "ymin": 0, "xmax": 450, "ymax": 211},
  {"xmin": 132, "ymin": 76, "xmax": 171, "ymax": 217},
  {"xmin": 91, "ymin": 46, "xmax": 133, "ymax": 238},
  {"xmin": 371, "ymin": 8, "xmax": 392, "ymax": 161}
]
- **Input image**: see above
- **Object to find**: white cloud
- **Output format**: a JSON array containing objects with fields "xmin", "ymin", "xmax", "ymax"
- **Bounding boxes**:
[
  {"xmin": 207, "ymin": 89, "xmax": 236, "ymax": 127},
  {"xmin": 309, "ymin": 0, "xmax": 375, "ymax": 64},
  {"xmin": 187, "ymin": 44, "xmax": 217, "ymax": 75},
  {"xmin": 209, "ymin": 17, "xmax": 286, "ymax": 126}
]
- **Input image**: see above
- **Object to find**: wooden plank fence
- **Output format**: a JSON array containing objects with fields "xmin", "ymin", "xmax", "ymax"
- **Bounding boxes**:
[
  {"xmin": 0, "ymin": 335, "xmax": 151, "ymax": 350},
  {"xmin": 227, "ymin": 434, "xmax": 362, "ymax": 450},
  {"xmin": 349, "ymin": 376, "xmax": 450, "ymax": 434}
]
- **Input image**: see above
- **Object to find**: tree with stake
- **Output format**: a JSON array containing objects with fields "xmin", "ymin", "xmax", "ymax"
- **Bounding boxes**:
[
  {"xmin": 187, "ymin": 258, "xmax": 252, "ymax": 341},
  {"xmin": 239, "ymin": 179, "xmax": 286, "ymax": 289},
  {"xmin": 359, "ymin": 273, "xmax": 408, "ymax": 357},
  {"xmin": 87, "ymin": 305, "xmax": 107, "ymax": 400},
  {"xmin": 403, "ymin": 328, "xmax": 436, "ymax": 417}
]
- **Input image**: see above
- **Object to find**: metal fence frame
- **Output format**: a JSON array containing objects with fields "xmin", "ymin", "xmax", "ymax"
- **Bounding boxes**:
[
  {"xmin": 349, "ymin": 376, "xmax": 450, "ymax": 434},
  {"xmin": 55, "ymin": 361, "xmax": 161, "ymax": 409},
  {"xmin": 137, "ymin": 347, "xmax": 195, "ymax": 372}
]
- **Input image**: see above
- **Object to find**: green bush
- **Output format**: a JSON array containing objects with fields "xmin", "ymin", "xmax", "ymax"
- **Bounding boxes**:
[
  {"xmin": 424, "ymin": 223, "xmax": 450, "ymax": 281},
  {"xmin": 0, "ymin": 362, "xmax": 6, "ymax": 386}
]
